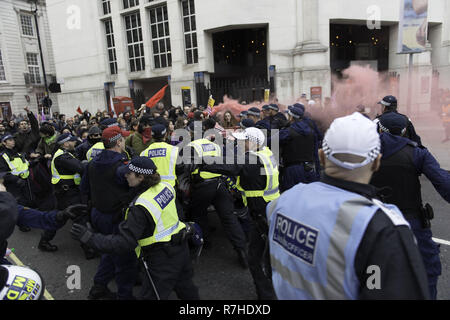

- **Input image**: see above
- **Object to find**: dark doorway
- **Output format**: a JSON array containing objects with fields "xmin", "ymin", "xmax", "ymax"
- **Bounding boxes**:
[
  {"xmin": 330, "ymin": 24, "xmax": 390, "ymax": 77},
  {"xmin": 210, "ymin": 27, "xmax": 268, "ymax": 103}
]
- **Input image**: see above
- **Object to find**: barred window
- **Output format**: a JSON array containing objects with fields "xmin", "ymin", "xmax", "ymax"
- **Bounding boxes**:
[
  {"xmin": 123, "ymin": 0, "xmax": 139, "ymax": 9},
  {"xmin": 124, "ymin": 12, "xmax": 145, "ymax": 72},
  {"xmin": 102, "ymin": 0, "xmax": 111, "ymax": 15},
  {"xmin": 181, "ymin": 0, "xmax": 197, "ymax": 64},
  {"xmin": 36, "ymin": 92, "xmax": 46, "ymax": 112},
  {"xmin": 104, "ymin": 19, "xmax": 118, "ymax": 74},
  {"xmin": 20, "ymin": 14, "xmax": 34, "ymax": 36},
  {"xmin": 26, "ymin": 53, "xmax": 41, "ymax": 84},
  {"xmin": 0, "ymin": 50, "xmax": 6, "ymax": 81},
  {"xmin": 149, "ymin": 5, "xmax": 171, "ymax": 68}
]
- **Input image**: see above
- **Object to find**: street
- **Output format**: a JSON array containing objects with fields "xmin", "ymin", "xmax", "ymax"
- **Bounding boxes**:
[{"xmin": 6, "ymin": 175, "xmax": 450, "ymax": 300}]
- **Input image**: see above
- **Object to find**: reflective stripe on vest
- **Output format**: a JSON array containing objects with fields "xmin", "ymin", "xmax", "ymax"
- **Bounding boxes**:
[
  {"xmin": 188, "ymin": 139, "xmax": 222, "ymax": 180},
  {"xmin": 51, "ymin": 149, "xmax": 81, "ymax": 185},
  {"xmin": 237, "ymin": 147, "xmax": 280, "ymax": 204},
  {"xmin": 130, "ymin": 181, "xmax": 185, "ymax": 257},
  {"xmin": 86, "ymin": 142, "xmax": 105, "ymax": 162},
  {"xmin": 266, "ymin": 182, "xmax": 406, "ymax": 300},
  {"xmin": 1, "ymin": 153, "xmax": 29, "ymax": 179},
  {"xmin": 140, "ymin": 142, "xmax": 178, "ymax": 186}
]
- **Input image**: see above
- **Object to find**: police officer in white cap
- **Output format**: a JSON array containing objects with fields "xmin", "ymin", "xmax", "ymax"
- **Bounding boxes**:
[
  {"xmin": 266, "ymin": 112, "xmax": 429, "ymax": 299},
  {"xmin": 201, "ymin": 127, "xmax": 280, "ymax": 300}
]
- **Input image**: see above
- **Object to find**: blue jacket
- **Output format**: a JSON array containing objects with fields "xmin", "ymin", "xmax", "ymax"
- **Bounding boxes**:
[{"xmin": 380, "ymin": 133, "xmax": 450, "ymax": 203}]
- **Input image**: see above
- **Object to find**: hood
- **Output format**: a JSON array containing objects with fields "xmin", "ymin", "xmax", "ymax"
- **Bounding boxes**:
[
  {"xmin": 379, "ymin": 132, "xmax": 410, "ymax": 159},
  {"xmin": 92, "ymin": 149, "xmax": 127, "ymax": 166}
]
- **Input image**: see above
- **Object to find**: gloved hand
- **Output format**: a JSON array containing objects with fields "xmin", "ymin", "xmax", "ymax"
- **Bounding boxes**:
[
  {"xmin": 70, "ymin": 223, "xmax": 94, "ymax": 244},
  {"xmin": 55, "ymin": 204, "xmax": 89, "ymax": 223}
]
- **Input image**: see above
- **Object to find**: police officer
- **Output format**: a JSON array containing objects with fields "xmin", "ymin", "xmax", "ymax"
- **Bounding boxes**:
[
  {"xmin": 182, "ymin": 122, "xmax": 248, "ymax": 269},
  {"xmin": 0, "ymin": 134, "xmax": 33, "ymax": 207},
  {"xmin": 201, "ymin": 127, "xmax": 280, "ymax": 300},
  {"xmin": 257, "ymin": 104, "xmax": 288, "ymax": 131},
  {"xmin": 370, "ymin": 112, "xmax": 450, "ymax": 299},
  {"xmin": 239, "ymin": 118, "xmax": 255, "ymax": 130},
  {"xmin": 71, "ymin": 157, "xmax": 200, "ymax": 300},
  {"xmin": 441, "ymin": 98, "xmax": 450, "ymax": 142},
  {"xmin": 80, "ymin": 126, "xmax": 137, "ymax": 300},
  {"xmin": 267, "ymin": 112, "xmax": 429, "ymax": 299},
  {"xmin": 75, "ymin": 126, "xmax": 102, "ymax": 161},
  {"xmin": 247, "ymin": 107, "xmax": 261, "ymax": 124},
  {"xmin": 37, "ymin": 133, "xmax": 84, "ymax": 252},
  {"xmin": 140, "ymin": 124, "xmax": 178, "ymax": 188},
  {"xmin": 279, "ymin": 104, "xmax": 322, "ymax": 192},
  {"xmin": 374, "ymin": 95, "xmax": 422, "ymax": 145}
]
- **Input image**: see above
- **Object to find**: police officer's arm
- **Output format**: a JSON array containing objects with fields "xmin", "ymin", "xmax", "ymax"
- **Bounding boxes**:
[
  {"xmin": 79, "ymin": 165, "xmax": 91, "ymax": 198},
  {"xmin": 55, "ymin": 154, "xmax": 84, "ymax": 175},
  {"xmin": 355, "ymin": 211, "xmax": 430, "ymax": 299},
  {"xmin": 82, "ymin": 205, "xmax": 155, "ymax": 254},
  {"xmin": 16, "ymin": 206, "xmax": 64, "ymax": 231},
  {"xmin": 407, "ymin": 121, "xmax": 422, "ymax": 146},
  {"xmin": 414, "ymin": 147, "xmax": 450, "ymax": 202},
  {"xmin": 202, "ymin": 153, "xmax": 259, "ymax": 177}
]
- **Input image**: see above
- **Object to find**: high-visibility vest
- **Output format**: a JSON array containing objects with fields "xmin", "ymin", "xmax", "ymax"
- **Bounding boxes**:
[
  {"xmin": 1, "ymin": 152, "xmax": 29, "ymax": 179},
  {"xmin": 125, "ymin": 181, "xmax": 186, "ymax": 258},
  {"xmin": 237, "ymin": 146, "xmax": 280, "ymax": 205},
  {"xmin": 51, "ymin": 149, "xmax": 81, "ymax": 185},
  {"xmin": 188, "ymin": 139, "xmax": 222, "ymax": 180},
  {"xmin": 266, "ymin": 181, "xmax": 408, "ymax": 300},
  {"xmin": 140, "ymin": 142, "xmax": 179, "ymax": 187},
  {"xmin": 86, "ymin": 142, "xmax": 105, "ymax": 162}
]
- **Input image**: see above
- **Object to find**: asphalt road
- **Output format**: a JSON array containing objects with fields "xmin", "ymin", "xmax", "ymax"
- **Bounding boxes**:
[{"xmin": 5, "ymin": 176, "xmax": 450, "ymax": 300}]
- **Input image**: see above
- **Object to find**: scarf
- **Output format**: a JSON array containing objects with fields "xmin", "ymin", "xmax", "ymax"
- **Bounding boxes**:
[
  {"xmin": 142, "ymin": 128, "xmax": 152, "ymax": 144},
  {"xmin": 44, "ymin": 133, "xmax": 58, "ymax": 145}
]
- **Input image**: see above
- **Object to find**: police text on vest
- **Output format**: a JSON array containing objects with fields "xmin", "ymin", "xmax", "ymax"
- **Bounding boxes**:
[{"xmin": 273, "ymin": 213, "xmax": 319, "ymax": 265}]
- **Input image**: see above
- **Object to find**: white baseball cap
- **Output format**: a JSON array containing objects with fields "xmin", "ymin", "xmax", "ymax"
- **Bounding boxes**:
[
  {"xmin": 232, "ymin": 127, "xmax": 265, "ymax": 146},
  {"xmin": 322, "ymin": 112, "xmax": 381, "ymax": 170}
]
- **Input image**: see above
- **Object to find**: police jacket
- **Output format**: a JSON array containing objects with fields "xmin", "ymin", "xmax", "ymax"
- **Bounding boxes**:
[
  {"xmin": 375, "ymin": 110, "xmax": 422, "ymax": 146},
  {"xmin": 202, "ymin": 150, "xmax": 273, "ymax": 214},
  {"xmin": 269, "ymin": 174, "xmax": 430, "ymax": 299},
  {"xmin": 0, "ymin": 148, "xmax": 29, "ymax": 201},
  {"xmin": 13, "ymin": 112, "xmax": 40, "ymax": 155},
  {"xmin": 52, "ymin": 149, "xmax": 84, "ymax": 189},
  {"xmin": 279, "ymin": 118, "xmax": 322, "ymax": 168},
  {"xmin": 370, "ymin": 133, "xmax": 450, "ymax": 217},
  {"xmin": 75, "ymin": 140, "xmax": 94, "ymax": 161}
]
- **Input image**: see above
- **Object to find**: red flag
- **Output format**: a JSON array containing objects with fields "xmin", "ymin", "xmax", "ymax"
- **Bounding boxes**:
[
  {"xmin": 76, "ymin": 106, "xmax": 83, "ymax": 114},
  {"xmin": 145, "ymin": 85, "xmax": 168, "ymax": 108}
]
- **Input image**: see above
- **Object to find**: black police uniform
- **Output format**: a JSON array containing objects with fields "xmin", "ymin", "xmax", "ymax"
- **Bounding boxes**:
[{"xmin": 202, "ymin": 152, "xmax": 278, "ymax": 300}]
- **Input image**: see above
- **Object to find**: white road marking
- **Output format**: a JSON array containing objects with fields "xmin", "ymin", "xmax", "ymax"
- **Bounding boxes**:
[{"xmin": 433, "ymin": 237, "xmax": 450, "ymax": 246}]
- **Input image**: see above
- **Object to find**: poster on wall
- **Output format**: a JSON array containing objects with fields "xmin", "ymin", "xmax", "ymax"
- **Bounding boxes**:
[{"xmin": 398, "ymin": 0, "xmax": 429, "ymax": 54}]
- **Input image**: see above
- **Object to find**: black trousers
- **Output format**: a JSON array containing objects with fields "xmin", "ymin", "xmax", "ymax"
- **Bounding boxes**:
[
  {"xmin": 188, "ymin": 179, "xmax": 246, "ymax": 250},
  {"xmin": 247, "ymin": 201, "xmax": 277, "ymax": 300},
  {"xmin": 140, "ymin": 241, "xmax": 199, "ymax": 300}
]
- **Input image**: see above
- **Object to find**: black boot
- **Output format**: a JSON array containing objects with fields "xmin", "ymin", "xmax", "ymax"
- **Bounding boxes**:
[
  {"xmin": 236, "ymin": 248, "xmax": 249, "ymax": 269},
  {"xmin": 88, "ymin": 284, "xmax": 116, "ymax": 300},
  {"xmin": 38, "ymin": 239, "xmax": 58, "ymax": 252},
  {"xmin": 18, "ymin": 226, "xmax": 31, "ymax": 232}
]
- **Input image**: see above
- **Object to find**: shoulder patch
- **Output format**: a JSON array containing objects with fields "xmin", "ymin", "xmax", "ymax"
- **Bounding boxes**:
[{"xmin": 371, "ymin": 199, "xmax": 410, "ymax": 227}]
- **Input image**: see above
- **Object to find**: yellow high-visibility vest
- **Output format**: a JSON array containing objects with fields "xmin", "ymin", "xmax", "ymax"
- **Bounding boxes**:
[
  {"xmin": 188, "ymin": 139, "xmax": 222, "ymax": 180},
  {"xmin": 237, "ymin": 146, "xmax": 280, "ymax": 205},
  {"xmin": 51, "ymin": 149, "xmax": 81, "ymax": 185},
  {"xmin": 125, "ymin": 181, "xmax": 186, "ymax": 258},
  {"xmin": 1, "ymin": 152, "xmax": 29, "ymax": 179},
  {"xmin": 86, "ymin": 142, "xmax": 104, "ymax": 162},
  {"xmin": 140, "ymin": 142, "xmax": 179, "ymax": 187}
]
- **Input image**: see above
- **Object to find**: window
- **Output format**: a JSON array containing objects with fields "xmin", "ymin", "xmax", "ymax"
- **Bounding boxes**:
[
  {"xmin": 0, "ymin": 50, "xmax": 6, "ymax": 81},
  {"xmin": 36, "ymin": 92, "xmax": 46, "ymax": 112},
  {"xmin": 181, "ymin": 0, "xmax": 197, "ymax": 64},
  {"xmin": 20, "ymin": 14, "xmax": 34, "ymax": 36},
  {"xmin": 149, "ymin": 5, "xmax": 171, "ymax": 68},
  {"xmin": 123, "ymin": 0, "xmax": 139, "ymax": 9},
  {"xmin": 26, "ymin": 53, "xmax": 41, "ymax": 84},
  {"xmin": 124, "ymin": 12, "xmax": 145, "ymax": 72},
  {"xmin": 102, "ymin": 0, "xmax": 111, "ymax": 15},
  {"xmin": 104, "ymin": 19, "xmax": 118, "ymax": 74}
]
